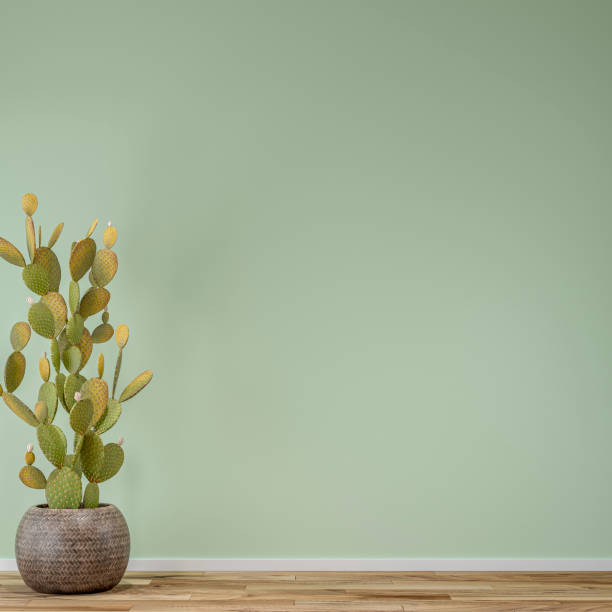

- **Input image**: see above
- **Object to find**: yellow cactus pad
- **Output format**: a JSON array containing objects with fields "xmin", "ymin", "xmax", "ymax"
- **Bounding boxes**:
[
  {"xmin": 115, "ymin": 324, "xmax": 129, "ymax": 349},
  {"xmin": 22, "ymin": 193, "xmax": 38, "ymax": 216},
  {"xmin": 119, "ymin": 370, "xmax": 153, "ymax": 403},
  {"xmin": 34, "ymin": 400, "xmax": 48, "ymax": 424},
  {"xmin": 39, "ymin": 354, "xmax": 50, "ymax": 382},
  {"xmin": 10, "ymin": 322, "xmax": 31, "ymax": 352},
  {"xmin": 81, "ymin": 377, "xmax": 109, "ymax": 426},
  {"xmin": 3, "ymin": 393, "xmax": 39, "ymax": 427},
  {"xmin": 69, "ymin": 237, "xmax": 96, "ymax": 281},
  {"xmin": 0, "ymin": 237, "xmax": 26, "ymax": 267},
  {"xmin": 33, "ymin": 247, "xmax": 61, "ymax": 292},
  {"xmin": 86, "ymin": 218, "xmax": 99, "ymax": 238},
  {"xmin": 103, "ymin": 224, "xmax": 117, "ymax": 248},
  {"xmin": 92, "ymin": 249, "xmax": 118, "ymax": 287},
  {"xmin": 92, "ymin": 322, "xmax": 114, "ymax": 343},
  {"xmin": 25, "ymin": 451, "xmax": 35, "ymax": 465},
  {"xmin": 97, "ymin": 353, "xmax": 104, "ymax": 378},
  {"xmin": 25, "ymin": 216, "xmax": 36, "ymax": 262},
  {"xmin": 41, "ymin": 292, "xmax": 67, "ymax": 337},
  {"xmin": 79, "ymin": 287, "xmax": 110, "ymax": 318},
  {"xmin": 47, "ymin": 222, "xmax": 64, "ymax": 248},
  {"xmin": 19, "ymin": 465, "xmax": 46, "ymax": 489},
  {"xmin": 5, "ymin": 351, "xmax": 26, "ymax": 393}
]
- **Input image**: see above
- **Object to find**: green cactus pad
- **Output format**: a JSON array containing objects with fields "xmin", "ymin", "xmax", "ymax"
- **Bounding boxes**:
[
  {"xmin": 64, "ymin": 373, "xmax": 86, "ymax": 411},
  {"xmin": 66, "ymin": 313, "xmax": 85, "ymax": 344},
  {"xmin": 81, "ymin": 378, "xmax": 109, "ymax": 425},
  {"xmin": 97, "ymin": 443, "xmax": 124, "ymax": 483},
  {"xmin": 0, "ymin": 237, "xmax": 26, "ymax": 267},
  {"xmin": 19, "ymin": 465, "xmax": 47, "ymax": 489},
  {"xmin": 10, "ymin": 321, "xmax": 31, "ymax": 352},
  {"xmin": 79, "ymin": 287, "xmax": 110, "ymax": 319},
  {"xmin": 73, "ymin": 433, "xmax": 84, "ymax": 455},
  {"xmin": 25, "ymin": 216, "xmax": 36, "ymax": 262},
  {"xmin": 34, "ymin": 400, "xmax": 48, "ymax": 424},
  {"xmin": 92, "ymin": 322, "xmax": 114, "ymax": 343},
  {"xmin": 38, "ymin": 381, "xmax": 58, "ymax": 423},
  {"xmin": 28, "ymin": 302, "xmax": 56, "ymax": 339},
  {"xmin": 83, "ymin": 482, "xmax": 99, "ymax": 508},
  {"xmin": 62, "ymin": 345, "xmax": 82, "ymax": 374},
  {"xmin": 92, "ymin": 249, "xmax": 118, "ymax": 287},
  {"xmin": 69, "ymin": 237, "xmax": 96, "ymax": 281},
  {"xmin": 59, "ymin": 327, "xmax": 93, "ymax": 371},
  {"xmin": 119, "ymin": 370, "xmax": 153, "ymax": 403},
  {"xmin": 50, "ymin": 338, "xmax": 60, "ymax": 371},
  {"xmin": 4, "ymin": 351, "xmax": 26, "ymax": 392},
  {"xmin": 69, "ymin": 398, "xmax": 94, "ymax": 434},
  {"xmin": 3, "ymin": 393, "xmax": 39, "ymax": 426},
  {"xmin": 47, "ymin": 222, "xmax": 64, "ymax": 248},
  {"xmin": 33, "ymin": 247, "xmax": 61, "ymax": 292},
  {"xmin": 81, "ymin": 431, "xmax": 104, "ymax": 482},
  {"xmin": 22, "ymin": 263, "xmax": 49, "ymax": 296},
  {"xmin": 56, "ymin": 373, "xmax": 67, "ymax": 411},
  {"xmin": 68, "ymin": 280, "xmax": 80, "ymax": 314},
  {"xmin": 95, "ymin": 399, "xmax": 122, "ymax": 435},
  {"xmin": 64, "ymin": 453, "xmax": 82, "ymax": 477},
  {"xmin": 45, "ymin": 466, "xmax": 81, "ymax": 509},
  {"xmin": 40, "ymin": 292, "xmax": 67, "ymax": 337},
  {"xmin": 102, "ymin": 311, "xmax": 110, "ymax": 324},
  {"xmin": 37, "ymin": 423, "xmax": 67, "ymax": 468},
  {"xmin": 112, "ymin": 349, "xmax": 122, "ymax": 398}
]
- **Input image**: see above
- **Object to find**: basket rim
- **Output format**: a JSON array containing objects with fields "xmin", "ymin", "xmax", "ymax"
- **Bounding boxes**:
[{"xmin": 27, "ymin": 503, "xmax": 118, "ymax": 513}]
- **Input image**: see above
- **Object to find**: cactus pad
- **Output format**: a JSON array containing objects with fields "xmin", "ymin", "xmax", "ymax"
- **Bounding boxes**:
[
  {"xmin": 95, "ymin": 399, "xmax": 122, "ymax": 435},
  {"xmin": 59, "ymin": 327, "xmax": 93, "ymax": 370},
  {"xmin": 62, "ymin": 345, "xmax": 82, "ymax": 374},
  {"xmin": 56, "ymin": 373, "xmax": 67, "ymax": 411},
  {"xmin": 119, "ymin": 370, "xmax": 153, "ymax": 403},
  {"xmin": 80, "ymin": 378, "xmax": 109, "ymax": 425},
  {"xmin": 92, "ymin": 322, "xmax": 114, "ymax": 343},
  {"xmin": 0, "ymin": 237, "xmax": 26, "ymax": 267},
  {"xmin": 27, "ymin": 302, "xmax": 55, "ymax": 339},
  {"xmin": 25, "ymin": 450, "xmax": 35, "ymax": 465},
  {"xmin": 19, "ymin": 465, "xmax": 46, "ymax": 489},
  {"xmin": 39, "ymin": 354, "xmax": 50, "ymax": 382},
  {"xmin": 10, "ymin": 321, "xmax": 31, "ymax": 351},
  {"xmin": 64, "ymin": 453, "xmax": 82, "ymax": 477},
  {"xmin": 45, "ymin": 466, "xmax": 81, "ymax": 509},
  {"xmin": 22, "ymin": 263, "xmax": 49, "ymax": 295},
  {"xmin": 50, "ymin": 338, "xmax": 60, "ymax": 371},
  {"xmin": 86, "ymin": 218, "xmax": 99, "ymax": 238},
  {"xmin": 83, "ymin": 482, "xmax": 99, "ymax": 508},
  {"xmin": 40, "ymin": 292, "xmax": 67, "ymax": 337},
  {"xmin": 115, "ymin": 324, "xmax": 129, "ymax": 349},
  {"xmin": 69, "ymin": 280, "xmax": 80, "ymax": 314},
  {"xmin": 37, "ymin": 423, "xmax": 67, "ymax": 468},
  {"xmin": 64, "ymin": 373, "xmax": 85, "ymax": 411},
  {"xmin": 97, "ymin": 443, "xmax": 124, "ymax": 483},
  {"xmin": 34, "ymin": 400, "xmax": 48, "ymax": 424},
  {"xmin": 22, "ymin": 193, "xmax": 38, "ymax": 216},
  {"xmin": 33, "ymin": 247, "xmax": 61, "ymax": 292},
  {"xmin": 47, "ymin": 222, "xmax": 64, "ymax": 248},
  {"xmin": 38, "ymin": 381, "xmax": 58, "ymax": 423},
  {"xmin": 69, "ymin": 237, "xmax": 96, "ymax": 281},
  {"xmin": 4, "ymin": 351, "xmax": 26, "ymax": 392},
  {"xmin": 3, "ymin": 393, "xmax": 39, "ymax": 426},
  {"xmin": 25, "ymin": 216, "xmax": 36, "ymax": 262},
  {"xmin": 102, "ymin": 311, "xmax": 110, "ymax": 324},
  {"xmin": 81, "ymin": 431, "xmax": 104, "ymax": 482},
  {"xmin": 92, "ymin": 249, "xmax": 118, "ymax": 287},
  {"xmin": 66, "ymin": 313, "xmax": 85, "ymax": 344},
  {"xmin": 69, "ymin": 398, "xmax": 94, "ymax": 434},
  {"xmin": 79, "ymin": 287, "xmax": 110, "ymax": 318},
  {"xmin": 97, "ymin": 353, "xmax": 104, "ymax": 377},
  {"xmin": 112, "ymin": 348, "xmax": 123, "ymax": 398},
  {"xmin": 103, "ymin": 224, "xmax": 117, "ymax": 248}
]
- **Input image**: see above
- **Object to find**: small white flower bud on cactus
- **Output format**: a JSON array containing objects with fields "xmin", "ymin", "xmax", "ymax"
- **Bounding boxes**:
[
  {"xmin": 74, "ymin": 391, "xmax": 82, "ymax": 401},
  {"xmin": 118, "ymin": 437, "xmax": 124, "ymax": 447},
  {"xmin": 107, "ymin": 221, "xmax": 112, "ymax": 227},
  {"xmin": 26, "ymin": 444, "xmax": 34, "ymax": 453},
  {"xmin": 26, "ymin": 297, "xmax": 34, "ymax": 305}
]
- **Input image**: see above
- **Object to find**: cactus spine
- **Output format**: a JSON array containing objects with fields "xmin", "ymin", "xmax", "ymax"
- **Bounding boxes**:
[{"xmin": 1, "ymin": 196, "xmax": 152, "ymax": 508}]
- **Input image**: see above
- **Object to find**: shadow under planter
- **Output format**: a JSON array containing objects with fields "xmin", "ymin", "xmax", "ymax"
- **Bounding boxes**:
[{"xmin": 15, "ymin": 503, "xmax": 130, "ymax": 594}]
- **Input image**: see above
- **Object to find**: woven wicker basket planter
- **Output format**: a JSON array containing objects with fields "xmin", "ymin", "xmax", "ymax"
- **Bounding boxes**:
[{"xmin": 15, "ymin": 504, "xmax": 130, "ymax": 594}]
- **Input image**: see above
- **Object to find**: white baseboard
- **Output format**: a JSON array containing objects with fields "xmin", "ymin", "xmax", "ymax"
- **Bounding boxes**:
[{"xmin": 2, "ymin": 558, "xmax": 612, "ymax": 572}]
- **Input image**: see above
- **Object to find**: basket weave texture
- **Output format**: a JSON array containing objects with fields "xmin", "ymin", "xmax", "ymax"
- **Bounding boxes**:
[{"xmin": 15, "ymin": 503, "xmax": 130, "ymax": 594}]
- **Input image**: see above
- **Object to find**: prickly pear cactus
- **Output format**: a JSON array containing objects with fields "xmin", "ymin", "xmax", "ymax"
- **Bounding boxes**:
[{"xmin": 1, "ymin": 193, "xmax": 152, "ymax": 508}]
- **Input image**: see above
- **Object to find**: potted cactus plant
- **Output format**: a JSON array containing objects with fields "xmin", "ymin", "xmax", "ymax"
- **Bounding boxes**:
[{"xmin": 0, "ymin": 193, "xmax": 153, "ymax": 594}]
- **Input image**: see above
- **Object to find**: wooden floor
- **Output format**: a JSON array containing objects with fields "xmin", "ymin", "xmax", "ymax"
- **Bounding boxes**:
[{"xmin": 2, "ymin": 571, "xmax": 612, "ymax": 611}]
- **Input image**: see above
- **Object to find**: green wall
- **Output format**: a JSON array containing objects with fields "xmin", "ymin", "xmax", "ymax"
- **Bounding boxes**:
[{"xmin": 1, "ymin": 0, "xmax": 611, "ymax": 559}]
